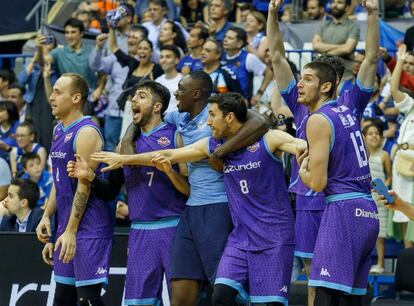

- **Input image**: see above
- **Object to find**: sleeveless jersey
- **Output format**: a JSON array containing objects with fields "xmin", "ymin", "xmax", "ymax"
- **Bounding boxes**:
[
  {"xmin": 123, "ymin": 123, "xmax": 187, "ymax": 221},
  {"xmin": 209, "ymin": 136, "xmax": 295, "ymax": 251},
  {"xmin": 221, "ymin": 50, "xmax": 253, "ymax": 99},
  {"xmin": 50, "ymin": 116, "xmax": 113, "ymax": 238},
  {"xmin": 314, "ymin": 101, "xmax": 372, "ymax": 198}
]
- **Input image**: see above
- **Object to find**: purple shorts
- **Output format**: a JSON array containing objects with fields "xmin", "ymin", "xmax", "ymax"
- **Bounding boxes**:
[
  {"xmin": 294, "ymin": 209, "xmax": 324, "ymax": 258},
  {"xmin": 53, "ymin": 237, "xmax": 112, "ymax": 287},
  {"xmin": 124, "ymin": 222, "xmax": 177, "ymax": 305},
  {"xmin": 309, "ymin": 198, "xmax": 379, "ymax": 295},
  {"xmin": 215, "ymin": 244, "xmax": 294, "ymax": 306}
]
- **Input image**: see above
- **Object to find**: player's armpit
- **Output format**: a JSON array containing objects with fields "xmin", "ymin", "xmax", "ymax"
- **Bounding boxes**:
[{"xmin": 75, "ymin": 126, "xmax": 103, "ymax": 172}]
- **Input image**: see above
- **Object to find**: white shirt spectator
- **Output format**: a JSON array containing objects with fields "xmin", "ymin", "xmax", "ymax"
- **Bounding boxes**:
[{"xmin": 155, "ymin": 73, "xmax": 182, "ymax": 113}]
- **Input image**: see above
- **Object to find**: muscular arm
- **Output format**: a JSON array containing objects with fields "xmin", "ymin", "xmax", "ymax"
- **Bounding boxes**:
[
  {"xmin": 264, "ymin": 129, "xmax": 307, "ymax": 156},
  {"xmin": 357, "ymin": 1, "xmax": 379, "ymax": 88},
  {"xmin": 299, "ymin": 114, "xmax": 330, "ymax": 192},
  {"xmin": 213, "ymin": 110, "xmax": 268, "ymax": 159},
  {"xmin": 267, "ymin": 3, "xmax": 295, "ymax": 90}
]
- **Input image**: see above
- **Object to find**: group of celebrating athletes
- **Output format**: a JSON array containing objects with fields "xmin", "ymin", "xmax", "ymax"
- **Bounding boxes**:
[{"xmin": 35, "ymin": 0, "xmax": 380, "ymax": 305}]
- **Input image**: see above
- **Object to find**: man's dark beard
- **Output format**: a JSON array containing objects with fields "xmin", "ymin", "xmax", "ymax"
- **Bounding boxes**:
[{"xmin": 332, "ymin": 9, "xmax": 346, "ymax": 18}]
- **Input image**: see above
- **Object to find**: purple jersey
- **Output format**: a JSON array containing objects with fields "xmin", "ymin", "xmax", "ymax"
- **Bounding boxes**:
[
  {"xmin": 50, "ymin": 117, "xmax": 113, "ymax": 238},
  {"xmin": 280, "ymin": 79, "xmax": 373, "ymax": 206},
  {"xmin": 313, "ymin": 101, "xmax": 372, "ymax": 198},
  {"xmin": 209, "ymin": 136, "xmax": 294, "ymax": 251},
  {"xmin": 123, "ymin": 123, "xmax": 186, "ymax": 221}
]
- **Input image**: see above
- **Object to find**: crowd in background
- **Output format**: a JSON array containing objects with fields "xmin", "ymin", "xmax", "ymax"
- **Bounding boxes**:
[{"xmin": 0, "ymin": 0, "xmax": 414, "ymax": 276}]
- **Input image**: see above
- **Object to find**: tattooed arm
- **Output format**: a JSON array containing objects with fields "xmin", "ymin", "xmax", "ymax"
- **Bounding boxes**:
[{"xmin": 55, "ymin": 126, "xmax": 103, "ymax": 264}]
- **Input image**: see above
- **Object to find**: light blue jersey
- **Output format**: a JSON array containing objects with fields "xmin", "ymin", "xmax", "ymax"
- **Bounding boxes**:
[{"xmin": 164, "ymin": 105, "xmax": 228, "ymax": 206}]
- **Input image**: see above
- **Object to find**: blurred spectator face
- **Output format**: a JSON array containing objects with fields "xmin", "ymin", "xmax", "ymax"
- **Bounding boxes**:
[
  {"xmin": 201, "ymin": 40, "xmax": 221, "ymax": 65},
  {"xmin": 364, "ymin": 125, "xmax": 382, "ymax": 149},
  {"xmin": 7, "ymin": 88, "xmax": 24, "ymax": 110},
  {"xmin": 2, "ymin": 185, "xmax": 24, "ymax": 216},
  {"xmin": 245, "ymin": 13, "xmax": 263, "ymax": 34},
  {"xmin": 188, "ymin": 0, "xmax": 199, "ymax": 10},
  {"xmin": 0, "ymin": 107, "xmax": 8, "ymax": 124},
  {"xmin": 331, "ymin": 0, "xmax": 348, "ymax": 18},
  {"xmin": 24, "ymin": 157, "xmax": 42, "ymax": 180},
  {"xmin": 137, "ymin": 40, "xmax": 153, "ymax": 64},
  {"xmin": 210, "ymin": 0, "xmax": 228, "ymax": 21},
  {"xmin": 149, "ymin": 2, "xmax": 166, "ymax": 24},
  {"xmin": 159, "ymin": 49, "xmax": 179, "ymax": 72},
  {"xmin": 159, "ymin": 22, "xmax": 175, "ymax": 44},
  {"xmin": 16, "ymin": 126, "xmax": 34, "ymax": 149},
  {"xmin": 0, "ymin": 77, "xmax": 9, "ymax": 93},
  {"xmin": 281, "ymin": 6, "xmax": 293, "ymax": 22},
  {"xmin": 187, "ymin": 27, "xmax": 203, "ymax": 49},
  {"xmin": 141, "ymin": 10, "xmax": 152, "ymax": 22},
  {"xmin": 64, "ymin": 25, "xmax": 83, "ymax": 49},
  {"xmin": 223, "ymin": 30, "xmax": 242, "ymax": 52},
  {"xmin": 351, "ymin": 52, "xmax": 364, "ymax": 76},
  {"xmin": 403, "ymin": 54, "xmax": 414, "ymax": 75},
  {"xmin": 240, "ymin": 8, "xmax": 252, "ymax": 23},
  {"xmin": 307, "ymin": 0, "xmax": 324, "ymax": 20},
  {"xmin": 410, "ymin": 1, "xmax": 414, "ymax": 16},
  {"xmin": 76, "ymin": 12, "xmax": 91, "ymax": 31},
  {"xmin": 127, "ymin": 30, "xmax": 144, "ymax": 51}
]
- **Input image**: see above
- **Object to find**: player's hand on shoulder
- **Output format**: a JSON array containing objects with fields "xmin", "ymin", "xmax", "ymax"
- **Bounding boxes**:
[
  {"xmin": 55, "ymin": 230, "xmax": 76, "ymax": 264},
  {"xmin": 36, "ymin": 216, "xmax": 52, "ymax": 244},
  {"xmin": 67, "ymin": 154, "xmax": 95, "ymax": 182},
  {"xmin": 91, "ymin": 151, "xmax": 124, "ymax": 172},
  {"xmin": 208, "ymin": 152, "xmax": 224, "ymax": 172},
  {"xmin": 42, "ymin": 243, "xmax": 54, "ymax": 266}
]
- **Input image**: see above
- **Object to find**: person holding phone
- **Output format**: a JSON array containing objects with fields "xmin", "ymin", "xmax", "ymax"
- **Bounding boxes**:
[{"xmin": 373, "ymin": 190, "xmax": 414, "ymax": 222}]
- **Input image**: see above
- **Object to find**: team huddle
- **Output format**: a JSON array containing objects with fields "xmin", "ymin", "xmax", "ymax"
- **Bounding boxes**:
[{"xmin": 35, "ymin": 0, "xmax": 380, "ymax": 306}]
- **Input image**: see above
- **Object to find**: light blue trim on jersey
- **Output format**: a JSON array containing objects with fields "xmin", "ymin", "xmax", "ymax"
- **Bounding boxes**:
[
  {"xmin": 73, "ymin": 124, "xmax": 104, "ymax": 152},
  {"xmin": 250, "ymin": 295, "xmax": 288, "ymax": 306},
  {"xmin": 54, "ymin": 275, "xmax": 76, "ymax": 285},
  {"xmin": 124, "ymin": 298, "xmax": 160, "ymax": 306},
  {"xmin": 294, "ymin": 250, "xmax": 314, "ymax": 258},
  {"xmin": 326, "ymin": 192, "xmax": 372, "ymax": 203},
  {"xmin": 76, "ymin": 277, "xmax": 108, "ymax": 287},
  {"xmin": 173, "ymin": 129, "xmax": 179, "ymax": 148},
  {"xmin": 309, "ymin": 280, "xmax": 367, "ymax": 295},
  {"xmin": 263, "ymin": 137, "xmax": 283, "ymax": 163},
  {"xmin": 61, "ymin": 116, "xmax": 90, "ymax": 132},
  {"xmin": 142, "ymin": 122, "xmax": 168, "ymax": 137},
  {"xmin": 318, "ymin": 113, "xmax": 335, "ymax": 152},
  {"xmin": 289, "ymin": 175, "xmax": 300, "ymax": 189},
  {"xmin": 215, "ymin": 278, "xmax": 249, "ymax": 302},
  {"xmin": 280, "ymin": 79, "xmax": 296, "ymax": 95},
  {"xmin": 305, "ymin": 189, "xmax": 317, "ymax": 197},
  {"xmin": 356, "ymin": 78, "xmax": 374, "ymax": 93},
  {"xmin": 131, "ymin": 217, "xmax": 180, "ymax": 230}
]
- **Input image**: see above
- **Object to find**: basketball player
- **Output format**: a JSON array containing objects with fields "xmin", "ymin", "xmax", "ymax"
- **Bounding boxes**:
[
  {"xmin": 267, "ymin": 0, "xmax": 379, "ymax": 304},
  {"xmin": 92, "ymin": 92, "xmax": 306, "ymax": 305},
  {"xmin": 36, "ymin": 73, "xmax": 113, "ymax": 306},
  {"xmin": 67, "ymin": 80, "xmax": 189, "ymax": 306}
]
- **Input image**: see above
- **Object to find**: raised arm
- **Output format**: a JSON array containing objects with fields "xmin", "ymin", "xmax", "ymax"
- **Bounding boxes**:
[
  {"xmin": 390, "ymin": 44, "xmax": 408, "ymax": 103},
  {"xmin": 267, "ymin": 0, "xmax": 294, "ymax": 90},
  {"xmin": 357, "ymin": 0, "xmax": 379, "ymax": 88},
  {"xmin": 55, "ymin": 127, "xmax": 102, "ymax": 264},
  {"xmin": 298, "ymin": 114, "xmax": 330, "ymax": 192}
]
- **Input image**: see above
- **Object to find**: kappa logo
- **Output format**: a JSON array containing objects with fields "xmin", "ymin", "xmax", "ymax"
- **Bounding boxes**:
[
  {"xmin": 95, "ymin": 267, "xmax": 107, "ymax": 275},
  {"xmin": 157, "ymin": 137, "xmax": 171, "ymax": 147},
  {"xmin": 279, "ymin": 285, "xmax": 288, "ymax": 293},
  {"xmin": 247, "ymin": 142, "xmax": 260, "ymax": 153},
  {"xmin": 320, "ymin": 268, "xmax": 331, "ymax": 277},
  {"xmin": 64, "ymin": 132, "xmax": 73, "ymax": 143}
]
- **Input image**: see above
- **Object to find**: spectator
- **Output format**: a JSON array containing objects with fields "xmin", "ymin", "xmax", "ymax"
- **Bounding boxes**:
[
  {"xmin": 180, "ymin": 0, "xmax": 205, "ymax": 29},
  {"xmin": 200, "ymin": 38, "xmax": 241, "ymax": 93},
  {"xmin": 41, "ymin": 18, "xmax": 97, "ymax": 94},
  {"xmin": 0, "ymin": 70, "xmax": 16, "ymax": 101},
  {"xmin": 382, "ymin": 48, "xmax": 414, "ymax": 92},
  {"xmin": 306, "ymin": 0, "xmax": 326, "ymax": 20},
  {"xmin": 245, "ymin": 10, "xmax": 268, "ymax": 61},
  {"xmin": 158, "ymin": 20, "xmax": 188, "ymax": 55},
  {"xmin": 74, "ymin": 9, "xmax": 100, "ymax": 33},
  {"xmin": 281, "ymin": 4, "xmax": 294, "ymax": 22},
  {"xmin": 362, "ymin": 122, "xmax": 392, "ymax": 274},
  {"xmin": 0, "ymin": 101, "xmax": 19, "ymax": 162},
  {"xmin": 312, "ymin": 0, "xmax": 360, "ymax": 81},
  {"xmin": 7, "ymin": 83, "xmax": 28, "ymax": 123},
  {"xmin": 236, "ymin": 2, "xmax": 253, "ymax": 25},
  {"xmin": 21, "ymin": 152, "xmax": 53, "ymax": 208},
  {"xmin": 10, "ymin": 121, "xmax": 47, "ymax": 178},
  {"xmin": 155, "ymin": 45, "xmax": 182, "ymax": 113},
  {"xmin": 339, "ymin": 51, "xmax": 364, "ymax": 94},
  {"xmin": 0, "ymin": 177, "xmax": 42, "ymax": 232},
  {"xmin": 0, "ymin": 156, "xmax": 11, "ymax": 201},
  {"xmin": 90, "ymin": 24, "xmax": 148, "ymax": 152},
  {"xmin": 103, "ymin": 4, "xmax": 134, "ymax": 54},
  {"xmin": 135, "ymin": 0, "xmax": 179, "ymax": 21},
  {"xmin": 177, "ymin": 26, "xmax": 208, "ymax": 74},
  {"xmin": 208, "ymin": 0, "xmax": 233, "ymax": 42},
  {"xmin": 404, "ymin": 1, "xmax": 414, "ymax": 51},
  {"xmin": 374, "ymin": 190, "xmax": 414, "ymax": 221},
  {"xmin": 221, "ymin": 27, "xmax": 273, "ymax": 105},
  {"xmin": 389, "ymin": 44, "xmax": 414, "ymax": 248}
]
